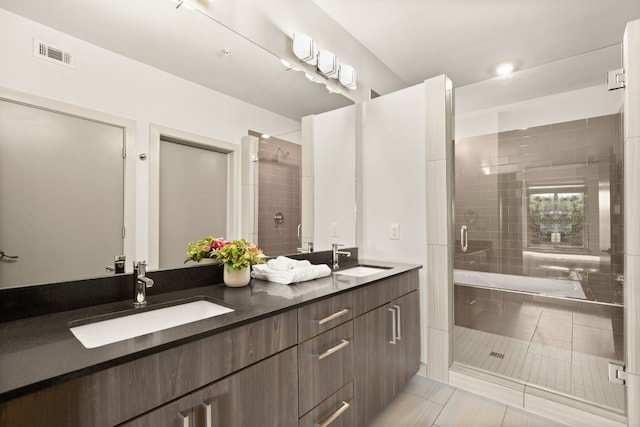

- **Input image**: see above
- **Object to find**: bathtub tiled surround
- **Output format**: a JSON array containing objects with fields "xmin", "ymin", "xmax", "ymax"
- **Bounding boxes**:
[{"xmin": 454, "ymin": 113, "xmax": 624, "ymax": 289}]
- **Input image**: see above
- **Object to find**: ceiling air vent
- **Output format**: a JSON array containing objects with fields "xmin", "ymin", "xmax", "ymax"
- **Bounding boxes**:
[{"xmin": 33, "ymin": 39, "xmax": 73, "ymax": 68}]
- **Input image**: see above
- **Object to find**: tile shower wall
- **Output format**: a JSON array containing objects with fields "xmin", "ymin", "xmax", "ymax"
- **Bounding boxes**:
[
  {"xmin": 258, "ymin": 139, "xmax": 302, "ymax": 256},
  {"xmin": 454, "ymin": 113, "xmax": 623, "ymax": 304}
]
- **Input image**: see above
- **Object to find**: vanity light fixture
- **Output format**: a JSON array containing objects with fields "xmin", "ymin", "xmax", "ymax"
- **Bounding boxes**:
[
  {"xmin": 496, "ymin": 62, "xmax": 515, "ymax": 76},
  {"xmin": 293, "ymin": 33, "xmax": 316, "ymax": 64},
  {"xmin": 317, "ymin": 50, "xmax": 338, "ymax": 78},
  {"xmin": 338, "ymin": 64, "xmax": 356, "ymax": 89}
]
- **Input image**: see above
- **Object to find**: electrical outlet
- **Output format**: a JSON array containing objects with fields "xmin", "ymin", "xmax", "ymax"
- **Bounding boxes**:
[
  {"xmin": 390, "ymin": 223, "xmax": 400, "ymax": 239},
  {"xmin": 331, "ymin": 222, "xmax": 339, "ymax": 237}
]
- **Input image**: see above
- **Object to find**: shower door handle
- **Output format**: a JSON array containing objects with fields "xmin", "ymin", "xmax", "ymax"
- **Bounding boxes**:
[{"xmin": 460, "ymin": 225, "xmax": 468, "ymax": 253}]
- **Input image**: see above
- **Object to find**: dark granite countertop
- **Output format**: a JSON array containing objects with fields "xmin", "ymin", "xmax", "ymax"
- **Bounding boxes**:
[{"xmin": 0, "ymin": 260, "xmax": 420, "ymax": 402}]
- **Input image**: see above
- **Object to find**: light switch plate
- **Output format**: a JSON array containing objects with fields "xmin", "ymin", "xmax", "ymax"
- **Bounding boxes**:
[
  {"xmin": 331, "ymin": 222, "xmax": 339, "ymax": 237},
  {"xmin": 390, "ymin": 223, "xmax": 400, "ymax": 239}
]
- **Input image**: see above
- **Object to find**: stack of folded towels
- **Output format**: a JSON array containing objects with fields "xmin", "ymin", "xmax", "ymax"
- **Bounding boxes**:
[{"xmin": 251, "ymin": 256, "xmax": 331, "ymax": 285}]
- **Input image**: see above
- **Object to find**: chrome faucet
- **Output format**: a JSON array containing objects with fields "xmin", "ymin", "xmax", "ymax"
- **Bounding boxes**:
[
  {"xmin": 133, "ymin": 261, "xmax": 154, "ymax": 307},
  {"xmin": 331, "ymin": 243, "xmax": 351, "ymax": 270}
]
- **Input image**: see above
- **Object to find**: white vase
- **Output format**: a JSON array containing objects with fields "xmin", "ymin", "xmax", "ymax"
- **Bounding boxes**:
[
  {"xmin": 199, "ymin": 257, "xmax": 218, "ymax": 265},
  {"xmin": 223, "ymin": 266, "xmax": 251, "ymax": 287}
]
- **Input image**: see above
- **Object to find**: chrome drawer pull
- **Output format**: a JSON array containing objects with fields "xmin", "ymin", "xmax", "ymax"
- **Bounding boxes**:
[
  {"xmin": 201, "ymin": 402, "xmax": 213, "ymax": 427},
  {"xmin": 389, "ymin": 306, "xmax": 397, "ymax": 344},
  {"xmin": 315, "ymin": 308, "xmax": 349, "ymax": 325},
  {"xmin": 315, "ymin": 400, "xmax": 351, "ymax": 427},
  {"xmin": 393, "ymin": 304, "xmax": 401, "ymax": 340},
  {"xmin": 177, "ymin": 412, "xmax": 190, "ymax": 427},
  {"xmin": 314, "ymin": 339, "xmax": 350, "ymax": 360}
]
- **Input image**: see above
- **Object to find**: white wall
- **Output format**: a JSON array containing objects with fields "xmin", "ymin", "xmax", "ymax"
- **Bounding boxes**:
[
  {"xmin": 0, "ymin": 9, "xmax": 300, "ymax": 264},
  {"xmin": 312, "ymin": 105, "xmax": 357, "ymax": 250},
  {"xmin": 359, "ymin": 83, "xmax": 428, "ymax": 361},
  {"xmin": 456, "ymin": 84, "xmax": 623, "ymax": 140}
]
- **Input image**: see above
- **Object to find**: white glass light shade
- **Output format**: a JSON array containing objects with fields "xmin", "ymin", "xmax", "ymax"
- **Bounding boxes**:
[
  {"xmin": 338, "ymin": 64, "xmax": 356, "ymax": 89},
  {"xmin": 317, "ymin": 49, "xmax": 338, "ymax": 78},
  {"xmin": 293, "ymin": 33, "xmax": 316, "ymax": 64}
]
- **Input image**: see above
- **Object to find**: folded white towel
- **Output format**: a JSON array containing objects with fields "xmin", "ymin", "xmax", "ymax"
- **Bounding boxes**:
[
  {"xmin": 251, "ymin": 262, "xmax": 331, "ymax": 285},
  {"xmin": 266, "ymin": 256, "xmax": 312, "ymax": 271},
  {"xmin": 253, "ymin": 281, "xmax": 328, "ymax": 299}
]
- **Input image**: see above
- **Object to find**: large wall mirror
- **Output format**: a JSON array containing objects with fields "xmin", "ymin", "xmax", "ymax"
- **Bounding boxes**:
[{"xmin": 0, "ymin": 1, "xmax": 356, "ymax": 288}]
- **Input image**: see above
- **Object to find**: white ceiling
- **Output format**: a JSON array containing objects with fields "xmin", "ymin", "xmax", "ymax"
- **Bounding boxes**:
[
  {"xmin": 313, "ymin": 0, "xmax": 640, "ymax": 88},
  {"xmin": 1, "ymin": 0, "xmax": 639, "ymax": 120}
]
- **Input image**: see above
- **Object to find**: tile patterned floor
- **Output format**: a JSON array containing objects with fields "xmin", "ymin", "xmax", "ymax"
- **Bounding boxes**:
[
  {"xmin": 369, "ymin": 374, "xmax": 567, "ymax": 427},
  {"xmin": 453, "ymin": 326, "xmax": 625, "ymax": 411},
  {"xmin": 454, "ymin": 285, "xmax": 625, "ymax": 412}
]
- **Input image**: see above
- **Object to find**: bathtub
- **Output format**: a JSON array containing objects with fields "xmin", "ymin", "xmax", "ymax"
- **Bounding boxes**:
[{"xmin": 453, "ymin": 269, "xmax": 587, "ymax": 299}]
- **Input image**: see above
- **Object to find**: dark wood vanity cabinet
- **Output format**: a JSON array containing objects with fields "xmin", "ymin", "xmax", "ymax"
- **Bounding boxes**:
[{"xmin": 0, "ymin": 269, "xmax": 420, "ymax": 427}]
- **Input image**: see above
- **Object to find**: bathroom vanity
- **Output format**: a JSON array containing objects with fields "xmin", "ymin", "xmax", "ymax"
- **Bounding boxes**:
[{"xmin": 0, "ymin": 260, "xmax": 420, "ymax": 427}]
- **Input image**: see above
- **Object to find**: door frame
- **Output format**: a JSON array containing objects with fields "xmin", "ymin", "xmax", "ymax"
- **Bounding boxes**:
[{"xmin": 148, "ymin": 124, "xmax": 240, "ymax": 270}]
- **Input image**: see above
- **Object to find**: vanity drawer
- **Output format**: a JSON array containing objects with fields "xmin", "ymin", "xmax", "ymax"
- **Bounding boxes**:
[
  {"xmin": 298, "ymin": 321, "xmax": 354, "ymax": 416},
  {"xmin": 299, "ymin": 381, "xmax": 354, "ymax": 427},
  {"xmin": 298, "ymin": 291, "xmax": 354, "ymax": 342},
  {"xmin": 353, "ymin": 269, "xmax": 419, "ymax": 316}
]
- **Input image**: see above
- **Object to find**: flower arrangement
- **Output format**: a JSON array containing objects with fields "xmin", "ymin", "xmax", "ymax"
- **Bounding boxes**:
[
  {"xmin": 185, "ymin": 237, "xmax": 264, "ymax": 270},
  {"xmin": 185, "ymin": 237, "xmax": 229, "ymax": 263},
  {"xmin": 215, "ymin": 238, "xmax": 265, "ymax": 271}
]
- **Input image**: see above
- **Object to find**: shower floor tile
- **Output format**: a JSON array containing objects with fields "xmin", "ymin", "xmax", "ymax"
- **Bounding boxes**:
[{"xmin": 453, "ymin": 325, "xmax": 625, "ymax": 412}]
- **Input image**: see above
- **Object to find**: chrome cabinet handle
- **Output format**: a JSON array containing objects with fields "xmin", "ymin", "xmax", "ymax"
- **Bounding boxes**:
[
  {"xmin": 314, "ymin": 308, "xmax": 349, "ymax": 325},
  {"xmin": 389, "ymin": 306, "xmax": 397, "ymax": 344},
  {"xmin": 393, "ymin": 304, "xmax": 401, "ymax": 341},
  {"xmin": 314, "ymin": 339, "xmax": 350, "ymax": 360},
  {"xmin": 177, "ymin": 412, "xmax": 190, "ymax": 427},
  {"xmin": 314, "ymin": 400, "xmax": 351, "ymax": 427},
  {"xmin": 461, "ymin": 225, "xmax": 468, "ymax": 253},
  {"xmin": 298, "ymin": 223, "xmax": 302, "ymax": 241},
  {"xmin": 200, "ymin": 401, "xmax": 213, "ymax": 427}
]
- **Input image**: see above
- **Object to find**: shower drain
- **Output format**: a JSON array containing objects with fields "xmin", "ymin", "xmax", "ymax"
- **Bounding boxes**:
[{"xmin": 489, "ymin": 351, "xmax": 505, "ymax": 359}]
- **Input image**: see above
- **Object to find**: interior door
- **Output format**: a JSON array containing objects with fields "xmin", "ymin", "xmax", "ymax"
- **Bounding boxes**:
[
  {"xmin": 159, "ymin": 139, "xmax": 227, "ymax": 269},
  {"xmin": 0, "ymin": 99, "xmax": 125, "ymax": 288}
]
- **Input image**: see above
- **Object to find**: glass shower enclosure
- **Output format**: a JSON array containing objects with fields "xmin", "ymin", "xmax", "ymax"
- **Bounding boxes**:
[{"xmin": 452, "ymin": 45, "xmax": 625, "ymax": 413}]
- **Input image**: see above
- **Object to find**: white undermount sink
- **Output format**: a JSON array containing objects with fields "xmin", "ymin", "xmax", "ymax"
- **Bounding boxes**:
[
  {"xmin": 334, "ymin": 266, "xmax": 391, "ymax": 277},
  {"xmin": 69, "ymin": 300, "xmax": 234, "ymax": 349}
]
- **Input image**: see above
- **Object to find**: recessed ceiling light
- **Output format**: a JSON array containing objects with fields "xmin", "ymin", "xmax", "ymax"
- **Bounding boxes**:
[
  {"xmin": 261, "ymin": 134, "xmax": 271, "ymax": 139},
  {"xmin": 496, "ymin": 62, "xmax": 515, "ymax": 76}
]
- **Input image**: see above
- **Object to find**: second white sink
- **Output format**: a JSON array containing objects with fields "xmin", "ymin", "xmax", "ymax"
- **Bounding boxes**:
[
  {"xmin": 70, "ymin": 300, "xmax": 234, "ymax": 349},
  {"xmin": 334, "ymin": 266, "xmax": 390, "ymax": 277}
]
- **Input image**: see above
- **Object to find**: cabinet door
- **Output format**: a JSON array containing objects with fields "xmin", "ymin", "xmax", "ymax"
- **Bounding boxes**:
[
  {"xmin": 191, "ymin": 347, "xmax": 298, "ymax": 427},
  {"xmin": 355, "ymin": 304, "xmax": 394, "ymax": 425},
  {"xmin": 355, "ymin": 290, "xmax": 421, "ymax": 426},
  {"xmin": 119, "ymin": 395, "xmax": 193, "ymax": 427},
  {"xmin": 388, "ymin": 290, "xmax": 421, "ymax": 396}
]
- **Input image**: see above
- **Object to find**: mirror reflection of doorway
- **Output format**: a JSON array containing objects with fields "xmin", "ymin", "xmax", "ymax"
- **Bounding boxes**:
[
  {"xmin": 158, "ymin": 138, "xmax": 227, "ymax": 269},
  {"xmin": 0, "ymin": 99, "xmax": 125, "ymax": 288}
]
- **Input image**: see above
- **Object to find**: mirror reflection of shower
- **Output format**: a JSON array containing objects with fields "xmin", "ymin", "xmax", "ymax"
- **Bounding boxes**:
[{"xmin": 249, "ymin": 130, "xmax": 302, "ymax": 257}]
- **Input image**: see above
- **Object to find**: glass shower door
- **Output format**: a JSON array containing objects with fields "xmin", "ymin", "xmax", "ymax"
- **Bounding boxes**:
[{"xmin": 453, "ymin": 46, "xmax": 625, "ymax": 413}]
